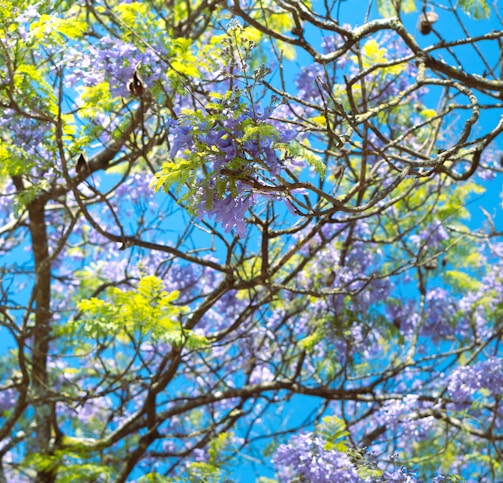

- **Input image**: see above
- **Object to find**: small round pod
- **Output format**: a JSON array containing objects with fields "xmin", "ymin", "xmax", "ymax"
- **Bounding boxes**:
[{"xmin": 417, "ymin": 11, "xmax": 439, "ymax": 35}]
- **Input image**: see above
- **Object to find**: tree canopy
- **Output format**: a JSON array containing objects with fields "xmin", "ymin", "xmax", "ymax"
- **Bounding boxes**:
[{"xmin": 0, "ymin": 0, "xmax": 502, "ymax": 481}]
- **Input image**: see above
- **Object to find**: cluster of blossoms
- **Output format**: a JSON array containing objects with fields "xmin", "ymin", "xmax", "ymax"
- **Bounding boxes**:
[
  {"xmin": 0, "ymin": 112, "xmax": 52, "ymax": 163},
  {"xmin": 374, "ymin": 395, "xmax": 435, "ymax": 440},
  {"xmin": 285, "ymin": 222, "xmax": 393, "ymax": 353},
  {"xmin": 387, "ymin": 240, "xmax": 503, "ymax": 344},
  {"xmin": 447, "ymin": 357, "xmax": 503, "ymax": 409},
  {"xmin": 164, "ymin": 100, "xmax": 299, "ymax": 236},
  {"xmin": 272, "ymin": 431, "xmax": 452, "ymax": 482},
  {"xmin": 273, "ymin": 432, "xmax": 363, "ymax": 483},
  {"xmin": 409, "ymin": 220, "xmax": 449, "ymax": 253},
  {"xmin": 62, "ymin": 35, "xmax": 163, "ymax": 98}
]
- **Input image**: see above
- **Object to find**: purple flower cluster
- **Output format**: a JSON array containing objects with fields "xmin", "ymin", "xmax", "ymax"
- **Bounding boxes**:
[
  {"xmin": 382, "ymin": 467, "xmax": 418, "ymax": 483},
  {"xmin": 447, "ymin": 357, "xmax": 503, "ymax": 409},
  {"xmin": 421, "ymin": 288, "xmax": 457, "ymax": 341},
  {"xmin": 166, "ymin": 102, "xmax": 299, "ymax": 236},
  {"xmin": 13, "ymin": 4, "xmax": 39, "ymax": 40},
  {"xmin": 62, "ymin": 35, "xmax": 163, "ymax": 98},
  {"xmin": 272, "ymin": 432, "xmax": 453, "ymax": 482},
  {"xmin": 409, "ymin": 220, "xmax": 449, "ymax": 252},
  {"xmin": 273, "ymin": 432, "xmax": 364, "ymax": 483},
  {"xmin": 295, "ymin": 63, "xmax": 325, "ymax": 99},
  {"xmin": 457, "ymin": 253, "xmax": 503, "ymax": 338},
  {"xmin": 0, "ymin": 386, "xmax": 16, "ymax": 414},
  {"xmin": 0, "ymin": 109, "xmax": 52, "ymax": 162},
  {"xmin": 375, "ymin": 395, "xmax": 435, "ymax": 440}
]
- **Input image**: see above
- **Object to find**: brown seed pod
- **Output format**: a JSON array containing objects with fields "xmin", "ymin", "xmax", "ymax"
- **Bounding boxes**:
[
  {"xmin": 417, "ymin": 11, "xmax": 438, "ymax": 35},
  {"xmin": 76, "ymin": 153, "xmax": 89, "ymax": 175},
  {"xmin": 127, "ymin": 63, "xmax": 146, "ymax": 97}
]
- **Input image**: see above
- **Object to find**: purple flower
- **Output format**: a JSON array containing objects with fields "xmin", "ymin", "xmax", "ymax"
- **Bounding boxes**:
[
  {"xmin": 0, "ymin": 387, "xmax": 16, "ymax": 414},
  {"xmin": 62, "ymin": 35, "xmax": 163, "ymax": 98},
  {"xmin": 273, "ymin": 433, "xmax": 364, "ymax": 483},
  {"xmin": 382, "ymin": 467, "xmax": 418, "ymax": 483},
  {"xmin": 169, "ymin": 124, "xmax": 195, "ymax": 157},
  {"xmin": 448, "ymin": 358, "xmax": 503, "ymax": 408},
  {"xmin": 295, "ymin": 64, "xmax": 325, "ymax": 99},
  {"xmin": 431, "ymin": 476, "xmax": 446, "ymax": 483},
  {"xmin": 409, "ymin": 220, "xmax": 449, "ymax": 251},
  {"xmin": 198, "ymin": 190, "xmax": 254, "ymax": 238}
]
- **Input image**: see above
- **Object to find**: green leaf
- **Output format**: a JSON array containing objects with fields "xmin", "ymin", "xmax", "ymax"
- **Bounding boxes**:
[
  {"xmin": 14, "ymin": 64, "xmax": 58, "ymax": 115},
  {"xmin": 171, "ymin": 60, "xmax": 201, "ymax": 78},
  {"xmin": 29, "ymin": 14, "xmax": 86, "ymax": 43},
  {"xmin": 459, "ymin": 0, "xmax": 490, "ymax": 18},
  {"xmin": 377, "ymin": 0, "xmax": 416, "ymax": 17},
  {"xmin": 241, "ymin": 124, "xmax": 280, "ymax": 143},
  {"xmin": 56, "ymin": 463, "xmax": 114, "ymax": 483},
  {"xmin": 280, "ymin": 141, "xmax": 325, "ymax": 176},
  {"xmin": 137, "ymin": 474, "xmax": 173, "ymax": 483},
  {"xmin": 115, "ymin": 2, "xmax": 148, "ymax": 24},
  {"xmin": 76, "ymin": 276, "xmax": 204, "ymax": 346},
  {"xmin": 444, "ymin": 270, "xmax": 481, "ymax": 291},
  {"xmin": 299, "ymin": 331, "xmax": 322, "ymax": 352},
  {"xmin": 0, "ymin": 141, "xmax": 34, "ymax": 178},
  {"xmin": 316, "ymin": 415, "xmax": 350, "ymax": 452},
  {"xmin": 22, "ymin": 452, "xmax": 60, "ymax": 472}
]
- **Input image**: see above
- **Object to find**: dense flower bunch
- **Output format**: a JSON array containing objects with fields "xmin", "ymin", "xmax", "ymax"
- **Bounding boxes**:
[
  {"xmin": 448, "ymin": 357, "xmax": 503, "ymax": 409},
  {"xmin": 160, "ymin": 99, "xmax": 301, "ymax": 235},
  {"xmin": 273, "ymin": 432, "xmax": 364, "ymax": 483},
  {"xmin": 273, "ymin": 429, "xmax": 454, "ymax": 483},
  {"xmin": 1, "ymin": 1, "xmax": 503, "ymax": 483}
]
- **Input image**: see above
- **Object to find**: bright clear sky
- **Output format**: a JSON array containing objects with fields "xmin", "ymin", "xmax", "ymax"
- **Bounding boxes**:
[{"xmin": 1, "ymin": 2, "xmax": 501, "ymax": 481}]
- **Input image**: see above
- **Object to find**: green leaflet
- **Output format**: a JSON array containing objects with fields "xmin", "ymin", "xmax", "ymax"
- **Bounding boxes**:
[
  {"xmin": 150, "ymin": 159, "xmax": 197, "ymax": 194},
  {"xmin": 14, "ymin": 64, "xmax": 58, "ymax": 115},
  {"xmin": 280, "ymin": 141, "xmax": 325, "ymax": 177},
  {"xmin": 241, "ymin": 123, "xmax": 280, "ymax": 143},
  {"xmin": 23, "ymin": 451, "xmax": 114, "ymax": 483},
  {"xmin": 459, "ymin": 0, "xmax": 490, "ymax": 18},
  {"xmin": 114, "ymin": 2, "xmax": 148, "ymax": 25},
  {"xmin": 377, "ymin": 0, "xmax": 416, "ymax": 17},
  {"xmin": 29, "ymin": 14, "xmax": 86, "ymax": 43},
  {"xmin": 377, "ymin": 0, "xmax": 489, "ymax": 19},
  {"xmin": 317, "ymin": 415, "xmax": 350, "ymax": 453},
  {"xmin": 0, "ymin": 142, "xmax": 34, "ymax": 178},
  {"xmin": 187, "ymin": 432, "xmax": 236, "ymax": 483},
  {"xmin": 54, "ymin": 463, "xmax": 114, "ymax": 483},
  {"xmin": 136, "ymin": 474, "xmax": 173, "ymax": 483},
  {"xmin": 76, "ymin": 276, "xmax": 206, "ymax": 347}
]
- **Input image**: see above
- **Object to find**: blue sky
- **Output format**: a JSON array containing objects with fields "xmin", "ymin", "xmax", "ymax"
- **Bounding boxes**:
[{"xmin": 1, "ymin": 2, "xmax": 502, "ymax": 481}]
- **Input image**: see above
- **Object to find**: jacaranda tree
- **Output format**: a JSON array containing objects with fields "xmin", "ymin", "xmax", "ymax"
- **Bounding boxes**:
[{"xmin": 1, "ymin": 0, "xmax": 502, "ymax": 481}]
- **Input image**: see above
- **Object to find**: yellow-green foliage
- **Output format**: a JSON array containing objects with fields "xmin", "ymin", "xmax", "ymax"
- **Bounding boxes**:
[
  {"xmin": 14, "ymin": 64, "xmax": 58, "ymax": 115},
  {"xmin": 459, "ymin": 0, "xmax": 490, "ymax": 18},
  {"xmin": 376, "ymin": 0, "xmax": 489, "ymax": 19},
  {"xmin": 136, "ymin": 473, "xmax": 173, "ymax": 483},
  {"xmin": 0, "ymin": 141, "xmax": 34, "ymax": 178},
  {"xmin": 29, "ymin": 13, "xmax": 86, "ymax": 43},
  {"xmin": 444, "ymin": 270, "xmax": 481, "ymax": 292},
  {"xmin": 317, "ymin": 415, "xmax": 350, "ymax": 453},
  {"xmin": 357, "ymin": 38, "xmax": 407, "ymax": 76},
  {"xmin": 377, "ymin": 0, "xmax": 416, "ymax": 17},
  {"xmin": 187, "ymin": 432, "xmax": 236, "ymax": 483},
  {"xmin": 76, "ymin": 276, "xmax": 206, "ymax": 347},
  {"xmin": 22, "ymin": 450, "xmax": 114, "ymax": 483}
]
